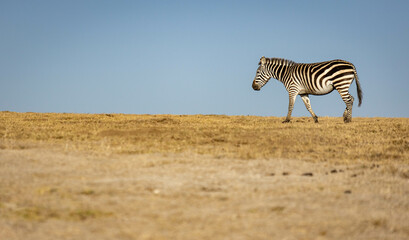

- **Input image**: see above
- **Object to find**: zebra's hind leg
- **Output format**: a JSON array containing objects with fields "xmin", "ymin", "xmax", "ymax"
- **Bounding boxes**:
[
  {"xmin": 339, "ymin": 92, "xmax": 354, "ymax": 123},
  {"xmin": 300, "ymin": 94, "xmax": 319, "ymax": 123}
]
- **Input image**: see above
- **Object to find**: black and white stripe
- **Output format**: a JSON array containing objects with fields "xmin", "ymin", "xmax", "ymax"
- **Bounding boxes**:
[{"xmin": 252, "ymin": 57, "xmax": 363, "ymax": 123}]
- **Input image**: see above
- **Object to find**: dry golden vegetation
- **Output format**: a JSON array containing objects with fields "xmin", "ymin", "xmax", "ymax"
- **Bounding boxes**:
[
  {"xmin": 0, "ymin": 112, "xmax": 408, "ymax": 240},
  {"xmin": 1, "ymin": 112, "xmax": 408, "ymax": 162}
]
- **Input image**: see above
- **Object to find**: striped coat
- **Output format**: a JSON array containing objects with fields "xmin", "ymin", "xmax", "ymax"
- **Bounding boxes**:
[{"xmin": 252, "ymin": 57, "xmax": 362, "ymax": 123}]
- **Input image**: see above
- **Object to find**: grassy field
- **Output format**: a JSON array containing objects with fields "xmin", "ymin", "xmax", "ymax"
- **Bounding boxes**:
[{"xmin": 0, "ymin": 112, "xmax": 408, "ymax": 239}]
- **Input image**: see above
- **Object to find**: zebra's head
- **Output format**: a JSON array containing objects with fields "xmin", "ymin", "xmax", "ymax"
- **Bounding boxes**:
[{"xmin": 252, "ymin": 56, "xmax": 272, "ymax": 91}]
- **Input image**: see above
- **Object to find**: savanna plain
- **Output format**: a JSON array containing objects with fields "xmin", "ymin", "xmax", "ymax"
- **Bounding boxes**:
[{"xmin": 0, "ymin": 112, "xmax": 408, "ymax": 240}]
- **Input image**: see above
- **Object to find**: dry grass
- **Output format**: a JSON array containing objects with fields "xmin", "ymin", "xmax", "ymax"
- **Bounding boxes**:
[
  {"xmin": 0, "ymin": 112, "xmax": 408, "ymax": 162},
  {"xmin": 0, "ymin": 112, "xmax": 408, "ymax": 240}
]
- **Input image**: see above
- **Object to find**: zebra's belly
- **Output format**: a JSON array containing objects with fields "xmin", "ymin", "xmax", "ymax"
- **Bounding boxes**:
[{"xmin": 300, "ymin": 83, "xmax": 334, "ymax": 95}]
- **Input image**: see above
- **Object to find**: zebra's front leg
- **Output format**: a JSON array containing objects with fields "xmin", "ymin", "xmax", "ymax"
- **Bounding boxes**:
[
  {"xmin": 300, "ymin": 94, "xmax": 319, "ymax": 123},
  {"xmin": 283, "ymin": 93, "xmax": 297, "ymax": 123}
]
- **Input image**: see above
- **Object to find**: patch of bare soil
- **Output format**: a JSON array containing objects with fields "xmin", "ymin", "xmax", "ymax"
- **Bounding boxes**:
[{"xmin": 1, "ymin": 147, "xmax": 408, "ymax": 240}]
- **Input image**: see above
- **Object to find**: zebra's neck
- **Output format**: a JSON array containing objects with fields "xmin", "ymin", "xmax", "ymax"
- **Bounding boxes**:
[{"xmin": 266, "ymin": 58, "xmax": 295, "ymax": 81}]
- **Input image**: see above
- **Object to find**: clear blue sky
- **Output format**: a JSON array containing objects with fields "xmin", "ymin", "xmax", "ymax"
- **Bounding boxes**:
[{"xmin": 1, "ymin": 0, "xmax": 408, "ymax": 117}]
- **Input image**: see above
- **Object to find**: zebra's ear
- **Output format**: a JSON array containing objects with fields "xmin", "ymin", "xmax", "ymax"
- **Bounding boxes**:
[{"xmin": 260, "ymin": 56, "xmax": 266, "ymax": 65}]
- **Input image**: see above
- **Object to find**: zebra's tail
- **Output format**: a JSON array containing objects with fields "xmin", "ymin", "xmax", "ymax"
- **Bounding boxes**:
[{"xmin": 353, "ymin": 67, "xmax": 363, "ymax": 107}]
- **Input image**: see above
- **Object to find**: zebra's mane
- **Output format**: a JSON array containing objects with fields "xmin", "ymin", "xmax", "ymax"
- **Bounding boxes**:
[{"xmin": 267, "ymin": 58, "xmax": 295, "ymax": 66}]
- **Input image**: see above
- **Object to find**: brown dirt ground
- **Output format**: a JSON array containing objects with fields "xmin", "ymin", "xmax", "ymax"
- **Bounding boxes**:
[{"xmin": 0, "ymin": 112, "xmax": 408, "ymax": 239}]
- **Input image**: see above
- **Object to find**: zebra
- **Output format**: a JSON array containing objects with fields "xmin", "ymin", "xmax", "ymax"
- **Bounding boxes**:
[{"xmin": 252, "ymin": 56, "xmax": 363, "ymax": 123}]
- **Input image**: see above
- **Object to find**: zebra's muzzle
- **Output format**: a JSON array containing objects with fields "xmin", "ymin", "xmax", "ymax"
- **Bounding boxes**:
[{"xmin": 252, "ymin": 82, "xmax": 260, "ymax": 91}]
